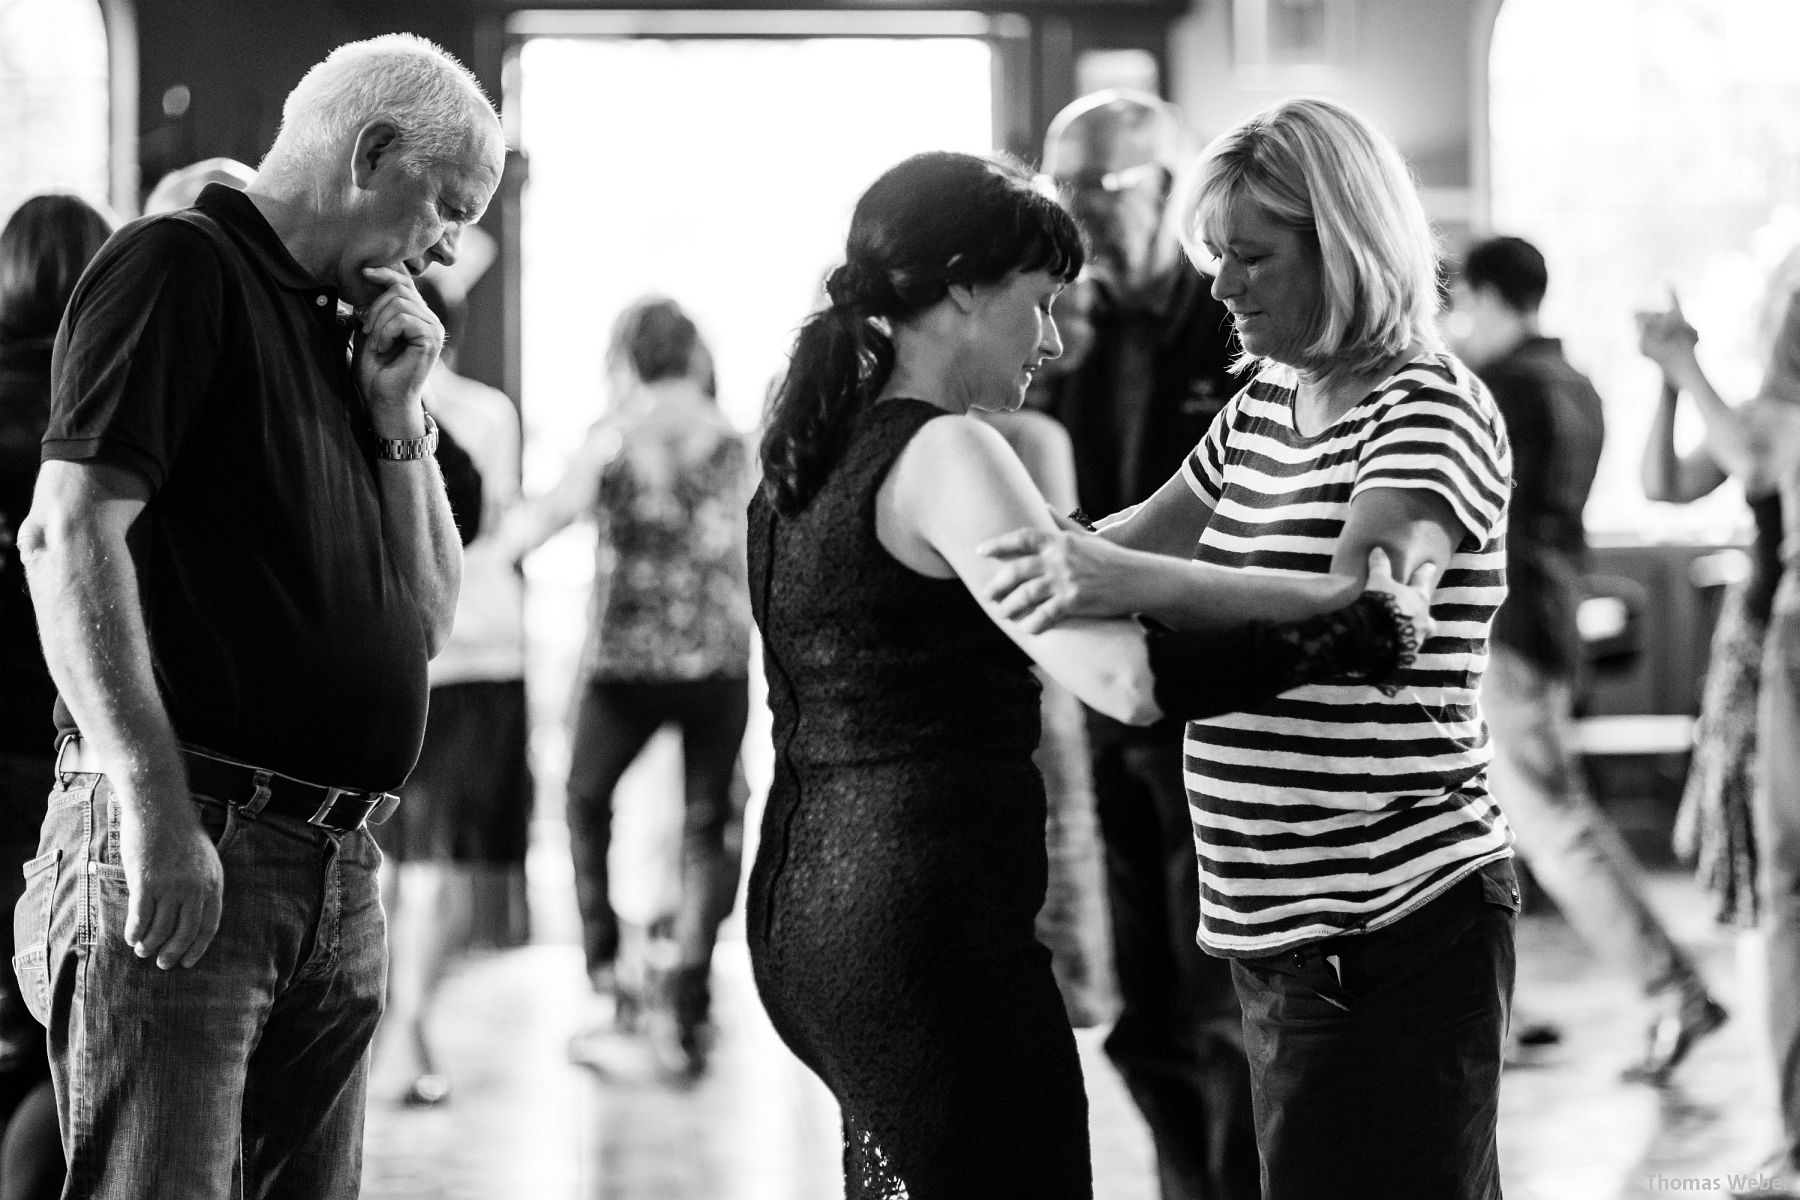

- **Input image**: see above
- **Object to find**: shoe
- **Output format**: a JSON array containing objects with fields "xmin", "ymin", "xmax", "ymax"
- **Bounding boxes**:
[
  {"xmin": 1623, "ymin": 994, "xmax": 1728, "ymax": 1085},
  {"xmin": 400, "ymin": 1073, "xmax": 451, "ymax": 1108}
]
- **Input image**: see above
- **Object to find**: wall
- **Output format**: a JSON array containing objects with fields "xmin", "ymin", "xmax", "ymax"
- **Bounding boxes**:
[{"xmin": 1170, "ymin": 0, "xmax": 1488, "ymax": 244}]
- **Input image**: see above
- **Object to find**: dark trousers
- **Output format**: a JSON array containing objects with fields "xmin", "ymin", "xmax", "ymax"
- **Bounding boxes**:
[
  {"xmin": 1231, "ymin": 859, "xmax": 1519, "ymax": 1200},
  {"xmin": 1092, "ymin": 724, "xmax": 1260, "ymax": 1200},
  {"xmin": 565, "ymin": 676, "xmax": 749, "ymax": 981}
]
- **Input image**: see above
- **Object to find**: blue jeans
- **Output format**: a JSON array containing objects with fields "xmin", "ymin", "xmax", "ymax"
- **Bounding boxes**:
[
  {"xmin": 1230, "ymin": 859, "xmax": 1518, "ymax": 1200},
  {"xmin": 13, "ymin": 771, "xmax": 385, "ymax": 1199}
]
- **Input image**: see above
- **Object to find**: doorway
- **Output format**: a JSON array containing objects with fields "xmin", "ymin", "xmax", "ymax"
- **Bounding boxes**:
[{"xmin": 506, "ymin": 12, "xmax": 1001, "ymax": 946}]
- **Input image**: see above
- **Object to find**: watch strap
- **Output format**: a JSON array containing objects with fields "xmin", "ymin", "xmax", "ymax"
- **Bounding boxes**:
[{"xmin": 376, "ymin": 412, "xmax": 439, "ymax": 462}]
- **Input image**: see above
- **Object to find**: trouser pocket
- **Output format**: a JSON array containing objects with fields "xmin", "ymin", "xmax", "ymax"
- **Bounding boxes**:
[{"xmin": 12, "ymin": 848, "xmax": 60, "ymax": 1027}]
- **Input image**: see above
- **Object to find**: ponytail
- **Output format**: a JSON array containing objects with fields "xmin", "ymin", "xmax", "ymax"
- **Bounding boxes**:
[
  {"xmin": 759, "ymin": 272, "xmax": 897, "ymax": 516},
  {"xmin": 758, "ymin": 151, "xmax": 1085, "ymax": 515}
]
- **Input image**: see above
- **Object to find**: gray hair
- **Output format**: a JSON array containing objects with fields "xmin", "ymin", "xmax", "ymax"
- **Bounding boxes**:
[{"xmin": 264, "ymin": 34, "xmax": 497, "ymax": 177}]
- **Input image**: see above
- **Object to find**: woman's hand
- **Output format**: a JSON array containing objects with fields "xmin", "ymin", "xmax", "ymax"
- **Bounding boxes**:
[
  {"xmin": 1362, "ymin": 547, "xmax": 1437, "ymax": 649},
  {"xmin": 977, "ymin": 524, "xmax": 1144, "ymax": 632},
  {"xmin": 1635, "ymin": 297, "xmax": 1700, "ymax": 382}
]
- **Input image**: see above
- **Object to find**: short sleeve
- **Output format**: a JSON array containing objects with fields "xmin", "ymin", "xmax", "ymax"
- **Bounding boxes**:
[
  {"xmin": 1180, "ymin": 385, "xmax": 1244, "ymax": 505},
  {"xmin": 1350, "ymin": 369, "xmax": 1512, "ymax": 550},
  {"xmin": 44, "ymin": 218, "xmax": 227, "ymax": 491},
  {"xmin": 1759, "ymin": 287, "xmax": 1800, "ymax": 404}
]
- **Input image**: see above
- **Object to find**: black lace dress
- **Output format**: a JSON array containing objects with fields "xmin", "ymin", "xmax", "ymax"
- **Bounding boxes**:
[{"xmin": 746, "ymin": 399, "xmax": 1410, "ymax": 1198}]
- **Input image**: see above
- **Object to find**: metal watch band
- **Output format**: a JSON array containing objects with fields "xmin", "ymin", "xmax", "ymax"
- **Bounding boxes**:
[{"xmin": 376, "ymin": 412, "xmax": 439, "ymax": 462}]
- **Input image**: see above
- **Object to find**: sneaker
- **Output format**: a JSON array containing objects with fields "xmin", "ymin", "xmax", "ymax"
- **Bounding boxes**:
[{"xmin": 1623, "ymin": 994, "xmax": 1728, "ymax": 1085}]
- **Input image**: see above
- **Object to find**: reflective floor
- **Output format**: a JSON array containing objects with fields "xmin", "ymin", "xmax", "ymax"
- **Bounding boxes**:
[{"xmin": 360, "ymin": 855, "xmax": 1775, "ymax": 1200}]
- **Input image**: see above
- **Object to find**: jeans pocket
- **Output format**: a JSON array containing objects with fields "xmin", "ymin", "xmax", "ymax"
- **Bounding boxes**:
[
  {"xmin": 11, "ymin": 848, "xmax": 60, "ymax": 1027},
  {"xmin": 1476, "ymin": 858, "xmax": 1522, "ymax": 914}
]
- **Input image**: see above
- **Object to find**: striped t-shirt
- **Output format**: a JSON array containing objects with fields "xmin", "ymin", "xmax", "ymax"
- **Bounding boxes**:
[{"xmin": 1179, "ymin": 352, "xmax": 1516, "ymax": 957}]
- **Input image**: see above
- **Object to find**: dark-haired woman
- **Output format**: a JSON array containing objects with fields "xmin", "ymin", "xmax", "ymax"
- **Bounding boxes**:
[
  {"xmin": 0, "ymin": 192, "xmax": 112, "ymax": 1200},
  {"xmin": 747, "ymin": 150, "xmax": 1436, "ymax": 1198},
  {"xmin": 498, "ymin": 297, "xmax": 752, "ymax": 1077}
]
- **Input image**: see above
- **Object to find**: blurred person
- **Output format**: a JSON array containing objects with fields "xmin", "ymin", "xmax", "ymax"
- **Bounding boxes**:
[
  {"xmin": 1038, "ymin": 90, "xmax": 1258, "ymax": 1200},
  {"xmin": 18, "ymin": 34, "xmax": 502, "ymax": 1198},
  {"xmin": 0, "ymin": 192, "xmax": 112, "ymax": 1200},
  {"xmin": 749, "ymin": 149, "xmax": 1429, "ymax": 1197},
  {"xmin": 371, "ymin": 273, "xmax": 530, "ymax": 1108},
  {"xmin": 496, "ymin": 297, "xmax": 751, "ymax": 1079},
  {"xmin": 981, "ymin": 274, "xmax": 1116, "ymax": 1028},
  {"xmin": 142, "ymin": 157, "xmax": 256, "ymax": 216},
  {"xmin": 1642, "ymin": 254, "xmax": 1800, "ymax": 941},
  {"xmin": 1640, "ymin": 289, "xmax": 1800, "ymax": 1199},
  {"xmin": 982, "ymin": 98, "xmax": 1516, "ymax": 1198},
  {"xmin": 1449, "ymin": 235, "xmax": 1726, "ymax": 1083}
]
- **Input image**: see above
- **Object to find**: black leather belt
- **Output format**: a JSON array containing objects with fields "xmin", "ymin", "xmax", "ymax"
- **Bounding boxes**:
[{"xmin": 54, "ymin": 736, "xmax": 400, "ymax": 835}]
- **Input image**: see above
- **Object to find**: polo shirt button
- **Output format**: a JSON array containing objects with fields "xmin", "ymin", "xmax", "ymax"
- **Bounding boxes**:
[{"xmin": 315, "ymin": 295, "xmax": 328, "ymax": 307}]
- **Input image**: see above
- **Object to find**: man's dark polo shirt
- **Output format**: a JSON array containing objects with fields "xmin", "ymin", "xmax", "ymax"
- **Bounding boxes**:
[
  {"xmin": 44, "ymin": 184, "xmax": 430, "ymax": 791},
  {"xmin": 1479, "ymin": 335, "xmax": 1605, "ymax": 678},
  {"xmin": 1047, "ymin": 264, "xmax": 1239, "ymax": 520}
]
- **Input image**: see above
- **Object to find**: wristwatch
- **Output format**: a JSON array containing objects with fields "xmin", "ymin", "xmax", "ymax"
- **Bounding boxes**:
[{"xmin": 375, "ymin": 412, "xmax": 439, "ymax": 462}]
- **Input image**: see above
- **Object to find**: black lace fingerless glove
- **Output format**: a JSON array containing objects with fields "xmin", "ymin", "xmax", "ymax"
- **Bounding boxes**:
[{"xmin": 1142, "ymin": 592, "xmax": 1419, "ymax": 721}]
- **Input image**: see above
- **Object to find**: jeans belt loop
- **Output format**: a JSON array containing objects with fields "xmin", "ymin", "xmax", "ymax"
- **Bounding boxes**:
[{"xmin": 243, "ymin": 770, "xmax": 274, "ymax": 819}]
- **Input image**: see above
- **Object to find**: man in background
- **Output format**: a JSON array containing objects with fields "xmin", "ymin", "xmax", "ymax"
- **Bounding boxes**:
[
  {"xmin": 1041, "ymin": 90, "xmax": 1257, "ymax": 1200},
  {"xmin": 1451, "ymin": 234, "xmax": 1726, "ymax": 1087}
]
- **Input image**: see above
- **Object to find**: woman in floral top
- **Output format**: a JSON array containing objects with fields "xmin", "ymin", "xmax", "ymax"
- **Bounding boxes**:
[{"xmin": 499, "ymin": 297, "xmax": 752, "ymax": 1076}]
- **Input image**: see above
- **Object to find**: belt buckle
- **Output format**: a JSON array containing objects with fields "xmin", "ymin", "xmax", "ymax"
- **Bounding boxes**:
[{"xmin": 309, "ymin": 786, "xmax": 377, "ymax": 833}]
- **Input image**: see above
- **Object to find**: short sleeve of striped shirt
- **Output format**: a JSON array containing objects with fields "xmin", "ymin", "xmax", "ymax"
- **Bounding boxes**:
[
  {"xmin": 1180, "ymin": 385, "xmax": 1245, "ymax": 505},
  {"xmin": 1176, "ymin": 353, "xmax": 1516, "ymax": 959},
  {"xmin": 1351, "ymin": 363, "xmax": 1511, "ymax": 551}
]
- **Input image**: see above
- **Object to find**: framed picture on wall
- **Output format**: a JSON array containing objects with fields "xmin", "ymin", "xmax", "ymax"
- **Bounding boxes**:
[{"xmin": 1231, "ymin": 0, "xmax": 1353, "ymax": 87}]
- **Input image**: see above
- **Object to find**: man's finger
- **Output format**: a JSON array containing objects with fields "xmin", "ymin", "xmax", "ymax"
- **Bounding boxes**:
[
  {"xmin": 982, "ymin": 559, "xmax": 1037, "ymax": 603},
  {"xmin": 123, "ymin": 891, "xmax": 153, "ymax": 948},
  {"xmin": 156, "ymin": 900, "xmax": 204, "ymax": 970},
  {"xmin": 180, "ymin": 894, "xmax": 224, "ymax": 969},
  {"xmin": 133, "ymin": 898, "xmax": 179, "ymax": 960}
]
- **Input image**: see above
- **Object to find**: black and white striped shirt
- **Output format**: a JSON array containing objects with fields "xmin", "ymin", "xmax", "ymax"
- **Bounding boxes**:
[{"xmin": 1180, "ymin": 353, "xmax": 1515, "ymax": 956}]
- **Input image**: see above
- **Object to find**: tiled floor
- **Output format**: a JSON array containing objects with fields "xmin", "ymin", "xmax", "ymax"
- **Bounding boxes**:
[{"xmin": 359, "ymin": 847, "xmax": 1779, "ymax": 1200}]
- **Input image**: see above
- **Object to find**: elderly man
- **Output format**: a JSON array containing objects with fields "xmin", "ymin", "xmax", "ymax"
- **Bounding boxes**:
[
  {"xmin": 18, "ymin": 34, "xmax": 502, "ymax": 1199},
  {"xmin": 1040, "ymin": 90, "xmax": 1258, "ymax": 1200}
]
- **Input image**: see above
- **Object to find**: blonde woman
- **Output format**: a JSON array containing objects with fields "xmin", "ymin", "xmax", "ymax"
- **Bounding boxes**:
[{"xmin": 983, "ymin": 98, "xmax": 1516, "ymax": 1197}]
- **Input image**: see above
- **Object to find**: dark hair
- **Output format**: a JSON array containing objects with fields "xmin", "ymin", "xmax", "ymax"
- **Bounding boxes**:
[
  {"xmin": 0, "ymin": 193, "xmax": 113, "ymax": 344},
  {"xmin": 609, "ymin": 296, "xmax": 701, "ymax": 386},
  {"xmin": 1461, "ymin": 235, "xmax": 1547, "ymax": 314},
  {"xmin": 760, "ymin": 151, "xmax": 1085, "ymax": 515}
]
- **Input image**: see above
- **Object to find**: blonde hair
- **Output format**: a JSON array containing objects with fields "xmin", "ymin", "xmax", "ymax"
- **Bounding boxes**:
[
  {"xmin": 1176, "ymin": 96, "xmax": 1443, "ymax": 378},
  {"xmin": 263, "ymin": 34, "xmax": 498, "ymax": 178}
]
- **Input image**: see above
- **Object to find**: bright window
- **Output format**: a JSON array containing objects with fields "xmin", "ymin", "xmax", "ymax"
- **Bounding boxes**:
[
  {"xmin": 0, "ymin": 0, "xmax": 110, "ymax": 221},
  {"xmin": 1489, "ymin": 0, "xmax": 1800, "ymax": 539}
]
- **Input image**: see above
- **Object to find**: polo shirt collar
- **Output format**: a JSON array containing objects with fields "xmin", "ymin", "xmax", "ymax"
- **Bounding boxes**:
[{"xmin": 193, "ymin": 184, "xmax": 346, "ymax": 329}]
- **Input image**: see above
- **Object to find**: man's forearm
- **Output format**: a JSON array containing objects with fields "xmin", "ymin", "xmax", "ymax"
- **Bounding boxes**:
[
  {"xmin": 375, "ymin": 455, "xmax": 463, "ymax": 655},
  {"xmin": 21, "ymin": 525, "xmax": 186, "ymax": 797}
]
